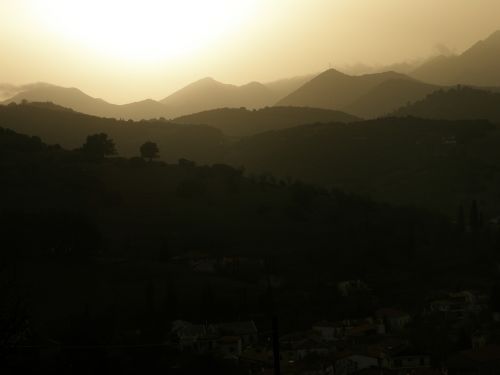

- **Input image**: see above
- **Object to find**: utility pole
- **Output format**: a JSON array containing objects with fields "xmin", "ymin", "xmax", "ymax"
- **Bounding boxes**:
[{"xmin": 272, "ymin": 315, "xmax": 281, "ymax": 375}]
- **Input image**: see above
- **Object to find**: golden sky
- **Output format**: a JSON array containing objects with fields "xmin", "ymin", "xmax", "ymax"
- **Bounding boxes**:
[{"xmin": 1, "ymin": 0, "xmax": 500, "ymax": 103}]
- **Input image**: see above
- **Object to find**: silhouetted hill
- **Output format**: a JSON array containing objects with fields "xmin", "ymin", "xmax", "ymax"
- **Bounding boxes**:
[
  {"xmin": 264, "ymin": 74, "xmax": 316, "ymax": 102},
  {"xmin": 226, "ymin": 117, "xmax": 500, "ymax": 215},
  {"xmin": 0, "ymin": 102, "xmax": 223, "ymax": 163},
  {"xmin": 1, "ymin": 125, "xmax": 458, "ymax": 336},
  {"xmin": 172, "ymin": 106, "xmax": 359, "ymax": 137},
  {"xmin": 6, "ymin": 102, "xmax": 500, "ymax": 217},
  {"xmin": 3, "ymin": 83, "xmax": 171, "ymax": 120},
  {"xmin": 412, "ymin": 30, "xmax": 500, "ymax": 86},
  {"xmin": 344, "ymin": 79, "xmax": 440, "ymax": 118},
  {"xmin": 160, "ymin": 78, "xmax": 275, "ymax": 117},
  {"xmin": 393, "ymin": 86, "xmax": 500, "ymax": 123},
  {"xmin": 276, "ymin": 69, "xmax": 412, "ymax": 110},
  {"xmin": 4, "ymin": 117, "xmax": 499, "ymax": 375}
]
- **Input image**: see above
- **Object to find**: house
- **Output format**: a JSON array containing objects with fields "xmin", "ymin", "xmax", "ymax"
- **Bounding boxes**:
[
  {"xmin": 259, "ymin": 274, "xmax": 284, "ymax": 288},
  {"xmin": 171, "ymin": 320, "xmax": 215, "ymax": 352},
  {"xmin": 346, "ymin": 320, "xmax": 385, "ymax": 338},
  {"xmin": 220, "ymin": 256, "xmax": 265, "ymax": 272},
  {"xmin": 471, "ymin": 330, "xmax": 489, "ymax": 349},
  {"xmin": 333, "ymin": 351, "xmax": 358, "ymax": 375},
  {"xmin": 428, "ymin": 290, "xmax": 486, "ymax": 318},
  {"xmin": 338, "ymin": 280, "xmax": 370, "ymax": 297},
  {"xmin": 313, "ymin": 318, "xmax": 385, "ymax": 341},
  {"xmin": 442, "ymin": 135, "xmax": 457, "ymax": 145},
  {"xmin": 369, "ymin": 340, "xmax": 431, "ymax": 371},
  {"xmin": 280, "ymin": 330, "xmax": 331, "ymax": 360},
  {"xmin": 333, "ymin": 352, "xmax": 380, "ymax": 375},
  {"xmin": 171, "ymin": 320, "xmax": 258, "ymax": 355},
  {"xmin": 171, "ymin": 251, "xmax": 219, "ymax": 272},
  {"xmin": 312, "ymin": 321, "xmax": 346, "ymax": 341},
  {"xmin": 213, "ymin": 321, "xmax": 258, "ymax": 346},
  {"xmin": 297, "ymin": 361, "xmax": 335, "ymax": 375},
  {"xmin": 217, "ymin": 336, "xmax": 242, "ymax": 358},
  {"xmin": 376, "ymin": 308, "xmax": 411, "ymax": 332},
  {"xmin": 386, "ymin": 349, "xmax": 431, "ymax": 370}
]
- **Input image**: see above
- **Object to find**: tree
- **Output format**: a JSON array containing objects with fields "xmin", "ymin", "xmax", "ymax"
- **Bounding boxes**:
[
  {"xmin": 200, "ymin": 283, "xmax": 215, "ymax": 322},
  {"xmin": 470, "ymin": 200, "xmax": 479, "ymax": 232},
  {"xmin": 81, "ymin": 133, "xmax": 116, "ymax": 159},
  {"xmin": 457, "ymin": 204, "xmax": 465, "ymax": 234},
  {"xmin": 140, "ymin": 141, "xmax": 159, "ymax": 162},
  {"xmin": 163, "ymin": 277, "xmax": 178, "ymax": 322}
]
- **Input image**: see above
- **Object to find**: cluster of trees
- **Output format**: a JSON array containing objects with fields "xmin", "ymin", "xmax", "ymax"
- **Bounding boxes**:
[
  {"xmin": 79, "ymin": 132, "xmax": 159, "ymax": 161},
  {"xmin": 0, "ymin": 102, "xmax": 225, "ymax": 163}
]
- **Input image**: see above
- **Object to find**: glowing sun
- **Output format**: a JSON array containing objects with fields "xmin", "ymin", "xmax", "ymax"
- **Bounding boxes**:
[{"xmin": 30, "ymin": 0, "xmax": 257, "ymax": 63}]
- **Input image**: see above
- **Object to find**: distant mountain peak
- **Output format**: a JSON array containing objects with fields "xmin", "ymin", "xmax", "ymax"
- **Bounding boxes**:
[
  {"xmin": 160, "ymin": 77, "xmax": 275, "ymax": 117},
  {"xmin": 321, "ymin": 68, "xmax": 350, "ymax": 78},
  {"xmin": 194, "ymin": 77, "xmax": 222, "ymax": 85},
  {"xmin": 411, "ymin": 30, "xmax": 500, "ymax": 86},
  {"xmin": 198, "ymin": 76, "xmax": 217, "ymax": 83},
  {"xmin": 241, "ymin": 81, "xmax": 266, "ymax": 88},
  {"xmin": 485, "ymin": 29, "xmax": 500, "ymax": 42},
  {"xmin": 276, "ymin": 68, "xmax": 415, "ymax": 111}
]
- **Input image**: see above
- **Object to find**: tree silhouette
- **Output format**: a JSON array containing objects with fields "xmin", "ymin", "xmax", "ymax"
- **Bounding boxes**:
[
  {"xmin": 164, "ymin": 278, "xmax": 178, "ymax": 322},
  {"xmin": 200, "ymin": 283, "xmax": 215, "ymax": 322},
  {"xmin": 457, "ymin": 204, "xmax": 465, "ymax": 234},
  {"xmin": 140, "ymin": 141, "xmax": 159, "ymax": 162},
  {"xmin": 81, "ymin": 133, "xmax": 116, "ymax": 159},
  {"xmin": 470, "ymin": 200, "xmax": 479, "ymax": 232}
]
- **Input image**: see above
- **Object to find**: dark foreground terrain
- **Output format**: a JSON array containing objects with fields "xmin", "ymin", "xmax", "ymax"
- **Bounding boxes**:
[{"xmin": 1, "ymin": 103, "xmax": 500, "ymax": 374}]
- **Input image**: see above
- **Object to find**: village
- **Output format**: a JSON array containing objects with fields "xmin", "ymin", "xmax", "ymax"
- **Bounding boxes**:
[{"xmin": 165, "ymin": 254, "xmax": 500, "ymax": 374}]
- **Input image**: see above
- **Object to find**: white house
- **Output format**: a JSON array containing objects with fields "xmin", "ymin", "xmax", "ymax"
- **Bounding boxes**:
[
  {"xmin": 375, "ymin": 308, "xmax": 411, "ymax": 332},
  {"xmin": 337, "ymin": 280, "xmax": 370, "ymax": 297}
]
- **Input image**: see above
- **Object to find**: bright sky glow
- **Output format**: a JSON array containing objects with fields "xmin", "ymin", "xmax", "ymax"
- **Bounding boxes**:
[
  {"xmin": 29, "ymin": 0, "xmax": 257, "ymax": 62},
  {"xmin": 1, "ymin": 0, "xmax": 500, "ymax": 103}
]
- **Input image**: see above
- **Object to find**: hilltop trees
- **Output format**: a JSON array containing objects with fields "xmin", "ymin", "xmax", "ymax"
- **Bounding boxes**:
[
  {"xmin": 140, "ymin": 141, "xmax": 160, "ymax": 161},
  {"xmin": 81, "ymin": 133, "xmax": 116, "ymax": 159}
]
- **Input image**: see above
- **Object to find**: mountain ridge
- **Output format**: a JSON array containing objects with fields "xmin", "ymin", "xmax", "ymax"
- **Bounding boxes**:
[
  {"xmin": 392, "ymin": 86, "xmax": 500, "ymax": 122},
  {"xmin": 160, "ymin": 77, "xmax": 276, "ymax": 117},
  {"xmin": 3, "ymin": 83, "xmax": 171, "ymax": 121},
  {"xmin": 173, "ymin": 106, "xmax": 360, "ymax": 137},
  {"xmin": 276, "ymin": 69, "xmax": 413, "ymax": 109},
  {"xmin": 411, "ymin": 30, "xmax": 500, "ymax": 86}
]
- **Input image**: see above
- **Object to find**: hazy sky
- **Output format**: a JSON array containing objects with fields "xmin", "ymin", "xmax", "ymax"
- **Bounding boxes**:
[{"xmin": 1, "ymin": 0, "xmax": 500, "ymax": 103}]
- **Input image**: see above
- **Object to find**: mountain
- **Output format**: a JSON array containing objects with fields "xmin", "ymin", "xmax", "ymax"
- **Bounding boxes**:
[
  {"xmin": 3, "ymin": 83, "xmax": 171, "ymax": 120},
  {"xmin": 264, "ymin": 74, "xmax": 316, "ymax": 102},
  {"xmin": 344, "ymin": 79, "xmax": 441, "ymax": 118},
  {"xmin": 0, "ymin": 83, "xmax": 21, "ymax": 101},
  {"xmin": 340, "ymin": 60, "xmax": 426, "ymax": 76},
  {"xmin": 160, "ymin": 78, "xmax": 276, "ymax": 117},
  {"xmin": 392, "ymin": 86, "xmax": 500, "ymax": 123},
  {"xmin": 0, "ymin": 101, "xmax": 223, "ymax": 163},
  {"xmin": 225, "ymin": 117, "xmax": 500, "ymax": 215},
  {"xmin": 276, "ymin": 69, "xmax": 413, "ymax": 111},
  {"xmin": 173, "ymin": 106, "xmax": 359, "ymax": 137},
  {"xmin": 412, "ymin": 30, "xmax": 500, "ymax": 86}
]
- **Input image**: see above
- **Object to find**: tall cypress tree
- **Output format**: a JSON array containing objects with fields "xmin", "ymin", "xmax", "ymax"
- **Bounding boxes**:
[
  {"xmin": 470, "ymin": 200, "xmax": 479, "ymax": 232},
  {"xmin": 457, "ymin": 204, "xmax": 465, "ymax": 234}
]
